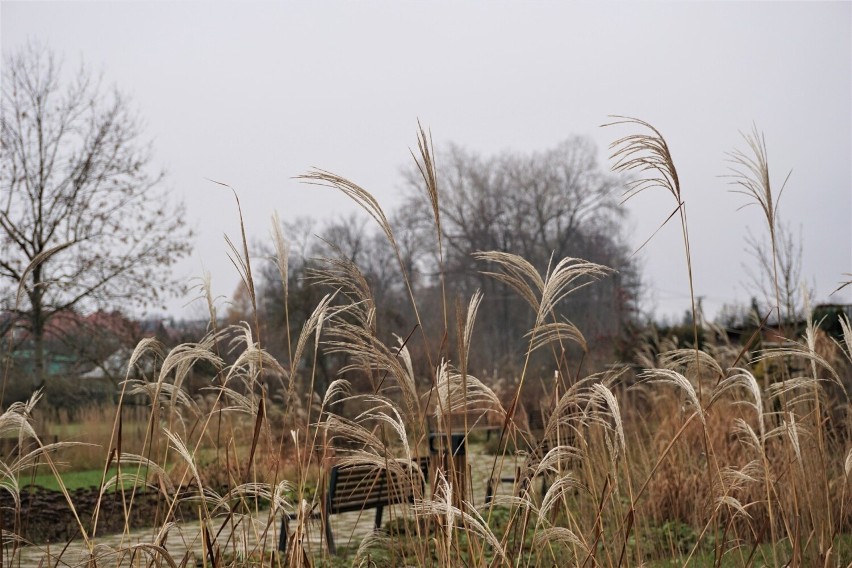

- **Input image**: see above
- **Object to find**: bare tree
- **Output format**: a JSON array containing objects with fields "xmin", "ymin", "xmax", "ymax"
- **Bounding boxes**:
[
  {"xmin": 256, "ymin": 212, "xmax": 420, "ymax": 397},
  {"xmin": 402, "ymin": 136, "xmax": 639, "ymax": 371},
  {"xmin": 744, "ymin": 221, "xmax": 812, "ymax": 326},
  {"xmin": 1, "ymin": 44, "xmax": 192, "ymax": 387}
]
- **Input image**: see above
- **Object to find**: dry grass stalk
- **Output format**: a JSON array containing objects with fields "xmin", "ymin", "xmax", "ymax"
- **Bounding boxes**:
[{"xmin": 2, "ymin": 121, "xmax": 850, "ymax": 568}]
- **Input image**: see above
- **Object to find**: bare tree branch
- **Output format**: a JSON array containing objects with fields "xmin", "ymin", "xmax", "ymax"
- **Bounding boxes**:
[{"xmin": 1, "ymin": 43, "xmax": 193, "ymax": 387}]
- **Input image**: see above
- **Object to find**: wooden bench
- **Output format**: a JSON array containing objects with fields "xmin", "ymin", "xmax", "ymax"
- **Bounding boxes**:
[{"xmin": 278, "ymin": 456, "xmax": 429, "ymax": 555}]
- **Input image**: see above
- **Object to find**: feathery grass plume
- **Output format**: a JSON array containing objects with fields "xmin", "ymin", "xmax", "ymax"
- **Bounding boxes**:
[
  {"xmin": 640, "ymin": 368, "xmax": 705, "ymax": 424},
  {"xmin": 353, "ymin": 531, "xmax": 393, "ymax": 568},
  {"xmin": 320, "ymin": 415, "xmax": 385, "ymax": 453},
  {"xmin": 332, "ymin": 452, "xmax": 424, "ymax": 484},
  {"xmin": 99, "ymin": 472, "xmax": 161, "ymax": 495},
  {"xmin": 100, "ymin": 452, "xmax": 174, "ymax": 494},
  {"xmin": 727, "ymin": 125, "xmax": 788, "ymax": 234},
  {"xmin": 533, "ymin": 444, "xmax": 585, "ymax": 480},
  {"xmin": 799, "ymin": 303, "xmax": 840, "ymax": 557},
  {"xmin": 412, "ymin": 121, "xmax": 441, "ymax": 245},
  {"xmin": 462, "ymin": 289, "xmax": 483, "ymax": 366},
  {"xmin": 604, "ymin": 116, "xmax": 705, "ymax": 406},
  {"xmin": 209, "ymin": 182, "xmax": 257, "ymax": 323},
  {"xmin": 98, "ymin": 335, "xmax": 170, "ymax": 539},
  {"xmin": 271, "ymin": 210, "xmax": 290, "ymax": 304},
  {"xmin": 157, "ymin": 332, "xmax": 225, "ymax": 391},
  {"xmin": 411, "ymin": 121, "xmax": 449, "ymax": 331},
  {"xmin": 476, "ymin": 250, "xmax": 610, "ymax": 495},
  {"xmin": 720, "ymin": 460, "xmax": 762, "ymax": 491},
  {"xmin": 434, "ymin": 362, "xmax": 505, "ymax": 422},
  {"xmin": 845, "ymin": 449, "xmax": 852, "ymax": 478},
  {"xmin": 127, "ymin": 337, "xmax": 166, "ymax": 373},
  {"xmin": 711, "ymin": 369, "xmax": 763, "ymax": 421},
  {"xmin": 298, "ymin": 167, "xmax": 433, "ymax": 343},
  {"xmin": 290, "ymin": 292, "xmax": 335, "ymax": 370},
  {"xmin": 732, "ymin": 418, "xmax": 765, "ymax": 453},
  {"xmin": 127, "ymin": 380, "xmax": 202, "ymax": 423},
  {"xmin": 0, "ymin": 392, "xmax": 93, "ymax": 549},
  {"xmin": 605, "ymin": 116, "xmax": 682, "ymax": 204},
  {"xmin": 836, "ymin": 314, "xmax": 852, "ymax": 364},
  {"xmin": 803, "ymin": 307, "xmax": 829, "ymax": 378},
  {"xmin": 475, "ymin": 251, "xmax": 611, "ymax": 328},
  {"xmin": 10, "ymin": 440, "xmax": 90, "ymax": 473},
  {"xmin": 324, "ymin": 317, "xmax": 421, "ymax": 420},
  {"xmin": 287, "ymin": 291, "xmax": 336, "ymax": 409},
  {"xmin": 13, "ymin": 241, "xmax": 74, "ymax": 310},
  {"xmin": 356, "ymin": 397, "xmax": 413, "ymax": 461},
  {"xmin": 163, "ymin": 428, "xmax": 203, "ymax": 491},
  {"xmin": 413, "ymin": 497, "xmax": 507, "ymax": 561},
  {"xmin": 537, "ymin": 256, "xmax": 612, "ymax": 328},
  {"xmin": 590, "ymin": 383, "xmax": 626, "ymax": 461},
  {"xmin": 434, "ymin": 470, "xmax": 455, "ymax": 552},
  {"xmin": 124, "ymin": 543, "xmax": 180, "ymax": 568},
  {"xmin": 228, "ymin": 337, "xmax": 289, "ymax": 389},
  {"xmin": 765, "ymin": 376, "xmax": 824, "ymax": 408},
  {"xmin": 151, "ymin": 520, "xmax": 179, "ymax": 549},
  {"xmin": 202, "ymin": 268, "xmax": 219, "ymax": 329},
  {"xmin": 212, "ymin": 481, "xmax": 292, "ymax": 516},
  {"xmin": 159, "ymin": 430, "xmax": 217, "ymax": 565},
  {"xmin": 659, "ymin": 348, "xmax": 724, "ymax": 382},
  {"xmin": 0, "ymin": 389, "xmax": 41, "ymax": 442},
  {"xmin": 532, "ymin": 526, "xmax": 588, "ymax": 557},
  {"xmin": 191, "ymin": 268, "xmax": 221, "ymax": 331},
  {"xmin": 300, "ymin": 170, "xmax": 398, "ymax": 256},
  {"xmin": 542, "ymin": 374, "xmax": 609, "ymax": 442},
  {"xmin": 726, "ymin": 125, "xmax": 790, "ymax": 325},
  {"xmin": 206, "ymin": 482, "xmax": 292, "ymax": 557},
  {"xmin": 487, "ymin": 494, "xmax": 540, "ymax": 517},
  {"xmin": 0, "ymin": 440, "xmax": 91, "ymax": 516},
  {"xmin": 308, "ymin": 244, "xmax": 376, "ymax": 329},
  {"xmin": 205, "ymin": 383, "xmax": 259, "ymax": 415},
  {"xmin": 538, "ymin": 472, "xmax": 583, "ymax": 520},
  {"xmin": 715, "ymin": 495, "xmax": 752, "ymax": 520},
  {"xmin": 783, "ymin": 412, "xmax": 806, "ymax": 476},
  {"xmin": 321, "ymin": 378, "xmax": 352, "ymax": 409},
  {"xmin": 0, "ymin": 461, "xmax": 20, "ymax": 508},
  {"xmin": 525, "ymin": 319, "xmax": 588, "ymax": 354},
  {"xmin": 473, "ymin": 251, "xmax": 543, "ymax": 312}
]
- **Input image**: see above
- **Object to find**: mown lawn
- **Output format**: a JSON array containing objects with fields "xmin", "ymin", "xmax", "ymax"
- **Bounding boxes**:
[{"xmin": 20, "ymin": 466, "xmax": 147, "ymax": 491}]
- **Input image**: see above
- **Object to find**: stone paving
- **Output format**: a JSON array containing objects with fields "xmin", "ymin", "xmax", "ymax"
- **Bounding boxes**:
[{"xmin": 8, "ymin": 448, "xmax": 520, "ymax": 567}]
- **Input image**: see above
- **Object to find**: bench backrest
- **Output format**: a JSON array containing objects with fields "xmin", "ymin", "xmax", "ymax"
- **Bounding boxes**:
[{"xmin": 327, "ymin": 456, "xmax": 428, "ymax": 514}]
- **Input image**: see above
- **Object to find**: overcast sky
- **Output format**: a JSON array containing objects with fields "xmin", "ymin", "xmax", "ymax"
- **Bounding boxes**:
[{"xmin": 2, "ymin": 1, "xmax": 850, "ymax": 322}]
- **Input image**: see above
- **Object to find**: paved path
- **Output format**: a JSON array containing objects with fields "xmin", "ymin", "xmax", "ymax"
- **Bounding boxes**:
[{"xmin": 8, "ymin": 449, "xmax": 520, "ymax": 567}]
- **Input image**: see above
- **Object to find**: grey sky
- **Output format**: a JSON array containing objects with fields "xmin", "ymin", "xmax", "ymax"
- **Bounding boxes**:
[{"xmin": 2, "ymin": 1, "xmax": 850, "ymax": 321}]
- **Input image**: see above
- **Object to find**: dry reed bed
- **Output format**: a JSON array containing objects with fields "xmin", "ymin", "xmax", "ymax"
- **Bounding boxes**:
[{"xmin": 1, "ymin": 120, "xmax": 851, "ymax": 567}]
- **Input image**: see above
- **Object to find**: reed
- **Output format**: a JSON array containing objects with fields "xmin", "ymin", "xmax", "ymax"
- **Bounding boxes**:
[{"xmin": 0, "ymin": 121, "xmax": 850, "ymax": 568}]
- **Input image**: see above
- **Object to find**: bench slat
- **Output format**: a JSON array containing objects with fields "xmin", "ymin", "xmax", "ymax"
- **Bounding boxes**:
[{"xmin": 279, "ymin": 456, "xmax": 428, "ymax": 556}]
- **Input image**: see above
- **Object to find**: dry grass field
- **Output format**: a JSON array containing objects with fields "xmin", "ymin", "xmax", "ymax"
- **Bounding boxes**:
[{"xmin": 2, "ymin": 119, "xmax": 851, "ymax": 567}]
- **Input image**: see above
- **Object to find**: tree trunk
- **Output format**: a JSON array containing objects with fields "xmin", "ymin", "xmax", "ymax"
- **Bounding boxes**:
[{"xmin": 30, "ymin": 267, "xmax": 46, "ymax": 390}]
